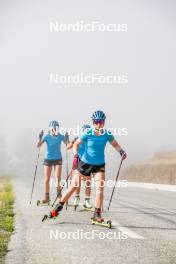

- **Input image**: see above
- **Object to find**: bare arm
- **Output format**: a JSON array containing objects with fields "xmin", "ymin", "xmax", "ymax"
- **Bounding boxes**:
[
  {"xmin": 67, "ymin": 137, "xmax": 78, "ymax": 149},
  {"xmin": 36, "ymin": 130, "xmax": 44, "ymax": 148},
  {"xmin": 67, "ymin": 142, "xmax": 74, "ymax": 149},
  {"xmin": 110, "ymin": 139, "xmax": 127, "ymax": 159},
  {"xmin": 36, "ymin": 139, "xmax": 43, "ymax": 148},
  {"xmin": 73, "ymin": 138, "xmax": 82, "ymax": 155},
  {"xmin": 109, "ymin": 139, "xmax": 121, "ymax": 151}
]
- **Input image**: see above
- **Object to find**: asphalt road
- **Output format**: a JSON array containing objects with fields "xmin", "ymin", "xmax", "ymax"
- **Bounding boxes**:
[{"xmin": 5, "ymin": 177, "xmax": 176, "ymax": 264}]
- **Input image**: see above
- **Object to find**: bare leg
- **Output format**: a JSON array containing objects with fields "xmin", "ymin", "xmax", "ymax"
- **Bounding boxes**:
[
  {"xmin": 43, "ymin": 165, "xmax": 52, "ymax": 201},
  {"xmin": 75, "ymin": 174, "xmax": 81, "ymax": 195},
  {"xmin": 50, "ymin": 171, "xmax": 84, "ymax": 217},
  {"xmin": 44, "ymin": 165, "xmax": 52, "ymax": 194},
  {"xmin": 54, "ymin": 165, "xmax": 62, "ymax": 192},
  {"xmin": 94, "ymin": 172, "xmax": 105, "ymax": 209},
  {"xmin": 75, "ymin": 187, "xmax": 81, "ymax": 195},
  {"xmin": 83, "ymin": 176, "xmax": 92, "ymax": 208},
  {"xmin": 84, "ymin": 176, "xmax": 91, "ymax": 197},
  {"xmin": 59, "ymin": 171, "xmax": 83, "ymax": 203}
]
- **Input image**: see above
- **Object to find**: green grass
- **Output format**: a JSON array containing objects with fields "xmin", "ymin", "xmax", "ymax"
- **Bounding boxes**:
[{"xmin": 0, "ymin": 177, "xmax": 14, "ymax": 260}]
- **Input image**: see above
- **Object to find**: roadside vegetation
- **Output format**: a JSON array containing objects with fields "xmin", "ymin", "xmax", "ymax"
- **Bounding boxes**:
[
  {"xmin": 0, "ymin": 177, "xmax": 14, "ymax": 261},
  {"xmin": 122, "ymin": 151, "xmax": 176, "ymax": 184}
]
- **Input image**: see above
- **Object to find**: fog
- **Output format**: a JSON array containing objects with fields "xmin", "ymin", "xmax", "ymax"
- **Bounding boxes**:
[{"xmin": 0, "ymin": 0, "xmax": 176, "ymax": 177}]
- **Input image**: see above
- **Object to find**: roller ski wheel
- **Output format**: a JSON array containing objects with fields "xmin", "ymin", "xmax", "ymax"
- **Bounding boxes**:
[
  {"xmin": 37, "ymin": 200, "xmax": 50, "ymax": 206},
  {"xmin": 91, "ymin": 218, "xmax": 112, "ymax": 229}
]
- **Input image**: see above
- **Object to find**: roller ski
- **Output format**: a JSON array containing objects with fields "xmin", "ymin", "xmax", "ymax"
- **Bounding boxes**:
[
  {"xmin": 91, "ymin": 209, "xmax": 112, "ymax": 229},
  {"xmin": 37, "ymin": 193, "xmax": 50, "ymax": 206},
  {"xmin": 37, "ymin": 199, "xmax": 50, "ymax": 206},
  {"xmin": 42, "ymin": 202, "xmax": 63, "ymax": 222},
  {"xmin": 91, "ymin": 218, "xmax": 112, "ymax": 228},
  {"xmin": 73, "ymin": 195, "xmax": 80, "ymax": 211}
]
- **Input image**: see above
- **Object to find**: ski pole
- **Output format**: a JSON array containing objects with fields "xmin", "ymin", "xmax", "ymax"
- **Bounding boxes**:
[
  {"xmin": 107, "ymin": 157, "xmax": 124, "ymax": 211},
  {"xmin": 29, "ymin": 147, "xmax": 41, "ymax": 205},
  {"xmin": 51, "ymin": 169, "xmax": 72, "ymax": 207}
]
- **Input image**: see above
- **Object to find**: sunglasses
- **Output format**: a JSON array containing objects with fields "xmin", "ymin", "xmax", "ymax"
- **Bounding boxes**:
[
  {"xmin": 50, "ymin": 126, "xmax": 59, "ymax": 133},
  {"xmin": 93, "ymin": 120, "xmax": 105, "ymax": 125}
]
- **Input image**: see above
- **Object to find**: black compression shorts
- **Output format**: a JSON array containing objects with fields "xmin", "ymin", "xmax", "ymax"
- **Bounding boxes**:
[
  {"xmin": 77, "ymin": 160, "xmax": 105, "ymax": 176},
  {"xmin": 43, "ymin": 159, "xmax": 62, "ymax": 167}
]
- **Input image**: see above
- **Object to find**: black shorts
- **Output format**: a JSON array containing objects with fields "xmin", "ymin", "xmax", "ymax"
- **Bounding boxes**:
[
  {"xmin": 43, "ymin": 159, "xmax": 62, "ymax": 167},
  {"xmin": 77, "ymin": 160, "xmax": 105, "ymax": 177}
]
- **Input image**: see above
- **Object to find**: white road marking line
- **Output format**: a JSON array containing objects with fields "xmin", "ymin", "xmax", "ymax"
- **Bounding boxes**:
[{"xmin": 112, "ymin": 220, "xmax": 144, "ymax": 239}]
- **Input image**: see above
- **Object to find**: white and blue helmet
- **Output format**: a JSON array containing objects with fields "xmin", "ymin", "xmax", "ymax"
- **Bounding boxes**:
[
  {"xmin": 91, "ymin": 110, "xmax": 106, "ymax": 121},
  {"xmin": 81, "ymin": 124, "xmax": 91, "ymax": 133},
  {"xmin": 49, "ymin": 120, "xmax": 59, "ymax": 129}
]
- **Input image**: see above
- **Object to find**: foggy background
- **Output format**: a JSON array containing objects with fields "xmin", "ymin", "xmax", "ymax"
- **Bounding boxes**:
[{"xmin": 0, "ymin": 0, "xmax": 176, "ymax": 178}]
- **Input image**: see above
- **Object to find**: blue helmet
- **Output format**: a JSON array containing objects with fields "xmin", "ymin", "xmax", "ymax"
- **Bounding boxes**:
[
  {"xmin": 49, "ymin": 120, "xmax": 59, "ymax": 129},
  {"xmin": 91, "ymin": 110, "xmax": 106, "ymax": 121},
  {"xmin": 81, "ymin": 124, "xmax": 91, "ymax": 132}
]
